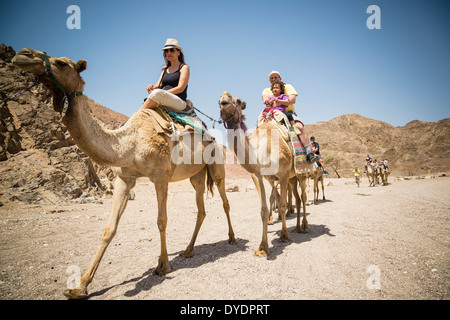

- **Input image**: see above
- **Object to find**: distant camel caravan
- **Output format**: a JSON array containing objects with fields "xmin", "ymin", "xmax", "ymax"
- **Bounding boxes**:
[
  {"xmin": 218, "ymin": 91, "xmax": 311, "ymax": 257},
  {"xmin": 12, "ymin": 48, "xmax": 236, "ymax": 299},
  {"xmin": 366, "ymin": 162, "xmax": 390, "ymax": 186}
]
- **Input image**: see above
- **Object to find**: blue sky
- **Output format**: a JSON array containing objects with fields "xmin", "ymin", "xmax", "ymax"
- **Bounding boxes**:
[{"xmin": 1, "ymin": 0, "xmax": 449, "ymax": 142}]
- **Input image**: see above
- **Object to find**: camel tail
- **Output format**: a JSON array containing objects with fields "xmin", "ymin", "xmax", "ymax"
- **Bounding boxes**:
[{"xmin": 206, "ymin": 166, "xmax": 215, "ymax": 197}]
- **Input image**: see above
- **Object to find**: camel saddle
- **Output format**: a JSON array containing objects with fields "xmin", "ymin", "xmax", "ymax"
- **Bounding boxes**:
[
  {"xmin": 141, "ymin": 105, "xmax": 214, "ymax": 140},
  {"xmin": 256, "ymin": 108, "xmax": 290, "ymax": 141}
]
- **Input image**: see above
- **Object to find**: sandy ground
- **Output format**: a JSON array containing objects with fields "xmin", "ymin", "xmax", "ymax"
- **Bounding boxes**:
[{"xmin": 0, "ymin": 173, "xmax": 449, "ymax": 300}]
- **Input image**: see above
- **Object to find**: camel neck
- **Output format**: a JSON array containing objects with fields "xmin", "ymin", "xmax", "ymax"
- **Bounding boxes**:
[
  {"xmin": 226, "ymin": 127, "xmax": 261, "ymax": 175},
  {"xmin": 61, "ymin": 94, "xmax": 134, "ymax": 168}
]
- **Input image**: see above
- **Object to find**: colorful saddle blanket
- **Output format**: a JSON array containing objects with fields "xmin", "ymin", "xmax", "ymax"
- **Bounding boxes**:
[{"xmin": 288, "ymin": 128, "xmax": 308, "ymax": 173}]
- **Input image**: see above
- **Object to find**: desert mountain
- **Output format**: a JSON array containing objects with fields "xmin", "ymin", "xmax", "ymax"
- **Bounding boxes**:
[
  {"xmin": 305, "ymin": 113, "xmax": 450, "ymax": 177},
  {"xmin": 0, "ymin": 44, "xmax": 448, "ymax": 205},
  {"xmin": 225, "ymin": 114, "xmax": 450, "ymax": 179}
]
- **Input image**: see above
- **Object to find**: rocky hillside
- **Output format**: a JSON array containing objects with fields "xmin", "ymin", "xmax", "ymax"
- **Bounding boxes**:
[{"xmin": 0, "ymin": 44, "xmax": 128, "ymax": 205}]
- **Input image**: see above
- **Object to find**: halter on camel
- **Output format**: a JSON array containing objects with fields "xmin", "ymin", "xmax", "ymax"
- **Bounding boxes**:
[
  {"xmin": 220, "ymin": 97, "xmax": 247, "ymax": 132},
  {"xmin": 43, "ymin": 52, "xmax": 83, "ymax": 116}
]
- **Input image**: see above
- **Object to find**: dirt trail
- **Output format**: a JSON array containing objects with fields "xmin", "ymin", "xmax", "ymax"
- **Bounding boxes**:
[{"xmin": 0, "ymin": 175, "xmax": 448, "ymax": 300}]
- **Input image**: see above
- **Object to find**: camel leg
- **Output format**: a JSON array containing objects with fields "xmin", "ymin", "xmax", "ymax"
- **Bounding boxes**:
[
  {"xmin": 305, "ymin": 177, "xmax": 310, "ymax": 205},
  {"xmin": 290, "ymin": 178, "xmax": 301, "ymax": 221},
  {"xmin": 313, "ymin": 179, "xmax": 318, "ymax": 204},
  {"xmin": 278, "ymin": 175, "xmax": 291, "ymax": 242},
  {"xmin": 208, "ymin": 164, "xmax": 237, "ymax": 245},
  {"xmin": 321, "ymin": 176, "xmax": 325, "ymax": 200},
  {"xmin": 63, "ymin": 175, "xmax": 136, "ymax": 299},
  {"xmin": 268, "ymin": 181, "xmax": 276, "ymax": 225},
  {"xmin": 153, "ymin": 178, "xmax": 171, "ymax": 276},
  {"xmin": 295, "ymin": 175, "xmax": 310, "ymax": 233},
  {"xmin": 251, "ymin": 173, "xmax": 270, "ymax": 257},
  {"xmin": 287, "ymin": 182, "xmax": 293, "ymax": 217},
  {"xmin": 182, "ymin": 168, "xmax": 207, "ymax": 258}
]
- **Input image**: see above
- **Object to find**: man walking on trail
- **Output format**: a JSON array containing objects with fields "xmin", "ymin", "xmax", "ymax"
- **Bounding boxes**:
[{"xmin": 353, "ymin": 167, "xmax": 361, "ymax": 187}]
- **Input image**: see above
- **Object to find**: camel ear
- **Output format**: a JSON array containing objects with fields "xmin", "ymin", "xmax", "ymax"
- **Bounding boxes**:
[
  {"xmin": 75, "ymin": 60, "xmax": 87, "ymax": 73},
  {"xmin": 237, "ymin": 99, "xmax": 246, "ymax": 110}
]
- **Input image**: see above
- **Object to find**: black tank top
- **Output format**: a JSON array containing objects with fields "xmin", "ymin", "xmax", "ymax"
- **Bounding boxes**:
[{"xmin": 160, "ymin": 64, "xmax": 188, "ymax": 101}]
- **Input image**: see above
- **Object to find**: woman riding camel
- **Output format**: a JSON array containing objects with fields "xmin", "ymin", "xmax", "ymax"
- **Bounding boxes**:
[{"xmin": 139, "ymin": 38, "xmax": 194, "ymax": 115}]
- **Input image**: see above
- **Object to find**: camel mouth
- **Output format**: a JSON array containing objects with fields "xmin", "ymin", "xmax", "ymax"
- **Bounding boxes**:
[
  {"xmin": 219, "ymin": 99, "xmax": 230, "ymax": 107},
  {"xmin": 12, "ymin": 54, "xmax": 35, "ymax": 67},
  {"xmin": 219, "ymin": 93, "xmax": 233, "ymax": 108},
  {"xmin": 12, "ymin": 49, "xmax": 46, "ymax": 73}
]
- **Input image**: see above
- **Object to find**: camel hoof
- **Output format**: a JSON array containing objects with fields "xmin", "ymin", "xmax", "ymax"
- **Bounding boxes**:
[
  {"xmin": 181, "ymin": 250, "xmax": 193, "ymax": 258},
  {"xmin": 301, "ymin": 223, "xmax": 310, "ymax": 233},
  {"xmin": 63, "ymin": 288, "xmax": 88, "ymax": 300},
  {"xmin": 280, "ymin": 231, "xmax": 291, "ymax": 243},
  {"xmin": 268, "ymin": 217, "xmax": 274, "ymax": 225},
  {"xmin": 228, "ymin": 236, "xmax": 237, "ymax": 245},
  {"xmin": 152, "ymin": 262, "xmax": 171, "ymax": 276},
  {"xmin": 254, "ymin": 249, "xmax": 268, "ymax": 257}
]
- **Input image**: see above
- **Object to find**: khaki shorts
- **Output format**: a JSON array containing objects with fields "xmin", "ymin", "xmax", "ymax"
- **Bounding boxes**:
[{"xmin": 148, "ymin": 89, "xmax": 187, "ymax": 112}]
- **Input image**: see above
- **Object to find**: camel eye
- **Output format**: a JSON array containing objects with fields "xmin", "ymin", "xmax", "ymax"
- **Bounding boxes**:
[{"xmin": 56, "ymin": 60, "xmax": 67, "ymax": 67}]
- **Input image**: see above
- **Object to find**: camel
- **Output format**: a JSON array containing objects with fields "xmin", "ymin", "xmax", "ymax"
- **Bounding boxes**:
[
  {"xmin": 12, "ymin": 48, "xmax": 236, "ymax": 299},
  {"xmin": 366, "ymin": 165, "xmax": 376, "ymax": 187},
  {"xmin": 218, "ymin": 91, "xmax": 310, "ymax": 256},
  {"xmin": 379, "ymin": 166, "xmax": 389, "ymax": 186},
  {"xmin": 374, "ymin": 167, "xmax": 380, "ymax": 185},
  {"xmin": 308, "ymin": 164, "xmax": 325, "ymax": 204}
]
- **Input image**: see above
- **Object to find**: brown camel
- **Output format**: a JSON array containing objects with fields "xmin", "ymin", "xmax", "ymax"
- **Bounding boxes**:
[
  {"xmin": 308, "ymin": 164, "xmax": 325, "ymax": 204},
  {"xmin": 366, "ymin": 164, "xmax": 376, "ymax": 187},
  {"xmin": 12, "ymin": 48, "xmax": 236, "ymax": 299},
  {"xmin": 379, "ymin": 166, "xmax": 389, "ymax": 186},
  {"xmin": 218, "ymin": 91, "xmax": 310, "ymax": 257}
]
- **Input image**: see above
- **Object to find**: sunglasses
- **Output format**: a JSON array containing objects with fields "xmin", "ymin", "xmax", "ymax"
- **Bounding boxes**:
[{"xmin": 164, "ymin": 48, "xmax": 177, "ymax": 53}]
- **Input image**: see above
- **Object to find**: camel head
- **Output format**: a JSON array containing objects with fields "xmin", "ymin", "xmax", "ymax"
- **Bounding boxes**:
[
  {"xmin": 218, "ymin": 91, "xmax": 247, "ymax": 129},
  {"xmin": 12, "ymin": 48, "xmax": 87, "ymax": 112}
]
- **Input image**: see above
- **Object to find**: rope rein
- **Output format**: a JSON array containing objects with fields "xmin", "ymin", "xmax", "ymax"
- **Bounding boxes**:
[{"xmin": 193, "ymin": 106, "xmax": 223, "ymax": 129}]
